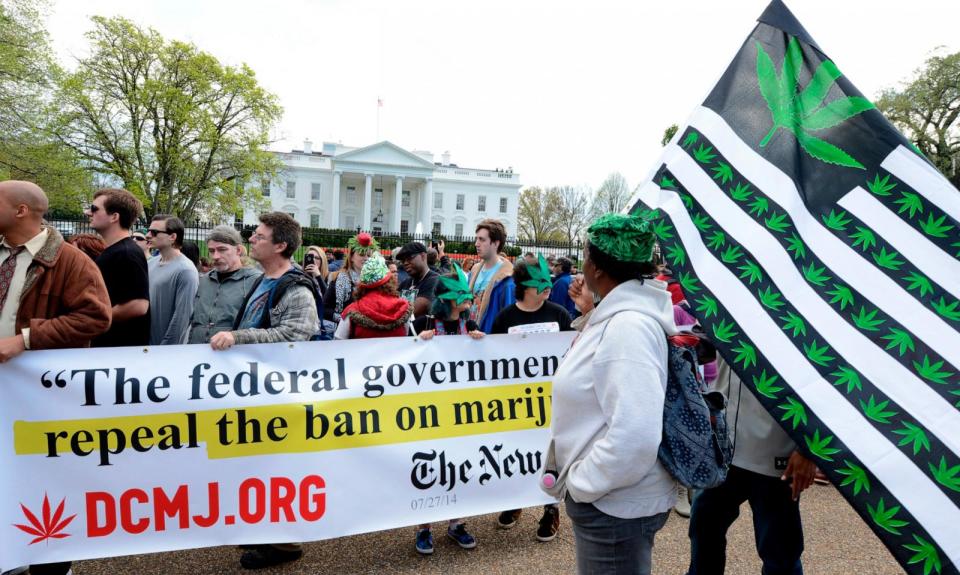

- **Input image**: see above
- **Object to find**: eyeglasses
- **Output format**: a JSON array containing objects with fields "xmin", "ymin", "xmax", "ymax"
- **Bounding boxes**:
[
  {"xmin": 133, "ymin": 236, "xmax": 146, "ymax": 242},
  {"xmin": 146, "ymin": 229, "xmax": 170, "ymax": 237},
  {"xmin": 88, "ymin": 205, "xmax": 100, "ymax": 213}
]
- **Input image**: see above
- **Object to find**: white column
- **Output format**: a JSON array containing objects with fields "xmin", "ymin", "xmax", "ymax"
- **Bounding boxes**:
[
  {"xmin": 421, "ymin": 178, "xmax": 433, "ymax": 235},
  {"xmin": 363, "ymin": 173, "xmax": 373, "ymax": 230},
  {"xmin": 393, "ymin": 176, "xmax": 404, "ymax": 233},
  {"xmin": 331, "ymin": 171, "xmax": 341, "ymax": 228}
]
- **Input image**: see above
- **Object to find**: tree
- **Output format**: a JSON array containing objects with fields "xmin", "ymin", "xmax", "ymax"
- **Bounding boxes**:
[
  {"xmin": 662, "ymin": 124, "xmax": 679, "ymax": 146},
  {"xmin": 53, "ymin": 16, "xmax": 283, "ymax": 221},
  {"xmin": 877, "ymin": 50, "xmax": 960, "ymax": 189},
  {"xmin": 0, "ymin": 0, "xmax": 91, "ymax": 215},
  {"xmin": 518, "ymin": 186, "xmax": 564, "ymax": 242},
  {"xmin": 591, "ymin": 172, "xmax": 630, "ymax": 217},
  {"xmin": 554, "ymin": 184, "xmax": 591, "ymax": 243}
]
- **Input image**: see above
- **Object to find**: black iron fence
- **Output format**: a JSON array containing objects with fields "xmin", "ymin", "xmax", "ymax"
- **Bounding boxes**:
[{"xmin": 47, "ymin": 218, "xmax": 585, "ymax": 264}]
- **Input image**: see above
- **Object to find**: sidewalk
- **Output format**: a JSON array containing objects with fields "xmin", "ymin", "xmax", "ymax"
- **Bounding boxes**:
[{"xmin": 74, "ymin": 483, "xmax": 900, "ymax": 574}]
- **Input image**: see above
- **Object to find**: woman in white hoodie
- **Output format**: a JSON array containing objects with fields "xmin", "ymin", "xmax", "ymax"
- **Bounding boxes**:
[{"xmin": 542, "ymin": 212, "xmax": 678, "ymax": 575}]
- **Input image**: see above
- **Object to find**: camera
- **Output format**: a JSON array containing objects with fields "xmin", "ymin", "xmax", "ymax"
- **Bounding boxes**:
[{"xmin": 304, "ymin": 253, "xmax": 316, "ymax": 267}]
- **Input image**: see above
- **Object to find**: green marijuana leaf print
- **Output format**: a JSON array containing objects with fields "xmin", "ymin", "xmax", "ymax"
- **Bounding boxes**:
[
  {"xmin": 758, "ymin": 286, "xmax": 786, "ymax": 311},
  {"xmin": 786, "ymin": 233, "xmax": 807, "ymax": 260},
  {"xmin": 720, "ymin": 245, "xmax": 744, "ymax": 264},
  {"xmin": 777, "ymin": 397, "xmax": 808, "ymax": 429},
  {"xmin": 756, "ymin": 37, "xmax": 873, "ymax": 169},
  {"xmin": 826, "ymin": 283, "xmax": 855, "ymax": 310},
  {"xmin": 836, "ymin": 460, "xmax": 871, "ymax": 495},
  {"xmin": 849, "ymin": 226, "xmax": 877, "ymax": 251},
  {"xmin": 692, "ymin": 213, "xmax": 713, "ymax": 232},
  {"xmin": 678, "ymin": 272, "xmax": 701, "ymax": 294},
  {"xmin": 693, "ymin": 144, "xmax": 717, "ymax": 164},
  {"xmin": 706, "ymin": 230, "xmax": 726, "ymax": 250},
  {"xmin": 928, "ymin": 457, "xmax": 960, "ymax": 493},
  {"xmin": 712, "ymin": 319, "xmax": 739, "ymax": 343},
  {"xmin": 880, "ymin": 328, "xmax": 915, "ymax": 357},
  {"xmin": 866, "ymin": 173, "xmax": 896, "ymax": 196},
  {"xmin": 802, "ymin": 262, "xmax": 831, "ymax": 286},
  {"xmin": 681, "ymin": 132, "xmax": 699, "ymax": 149},
  {"xmin": 804, "ymin": 429, "xmax": 841, "ymax": 461},
  {"xmin": 752, "ymin": 370, "xmax": 784, "ymax": 398},
  {"xmin": 780, "ymin": 311, "xmax": 807, "ymax": 337},
  {"xmin": 918, "ymin": 213, "xmax": 954, "ymax": 238},
  {"xmin": 892, "ymin": 421, "xmax": 931, "ymax": 455},
  {"xmin": 872, "ymin": 247, "xmax": 905, "ymax": 271},
  {"xmin": 732, "ymin": 340, "xmax": 758, "ymax": 369},
  {"xmin": 830, "ymin": 365, "xmax": 862, "ymax": 393},
  {"xmin": 694, "ymin": 296, "xmax": 719, "ymax": 318},
  {"xmin": 894, "ymin": 191, "xmax": 924, "ymax": 218},
  {"xmin": 659, "ymin": 176, "xmax": 676, "ymax": 189},
  {"xmin": 764, "ymin": 212, "xmax": 791, "ymax": 233},
  {"xmin": 803, "ymin": 340, "xmax": 835, "ymax": 366},
  {"xmin": 903, "ymin": 534, "xmax": 942, "ymax": 575},
  {"xmin": 821, "ymin": 209, "xmax": 852, "ymax": 231},
  {"xmin": 913, "ymin": 356, "xmax": 954, "ymax": 385},
  {"xmin": 867, "ymin": 498, "xmax": 910, "ymax": 535},
  {"xmin": 737, "ymin": 260, "xmax": 763, "ymax": 285},
  {"xmin": 903, "ymin": 272, "xmax": 934, "ymax": 298},
  {"xmin": 711, "ymin": 162, "xmax": 734, "ymax": 184},
  {"xmin": 666, "ymin": 244, "xmax": 686, "ymax": 267},
  {"xmin": 851, "ymin": 306, "xmax": 885, "ymax": 332},
  {"xmin": 729, "ymin": 182, "xmax": 752, "ymax": 202},
  {"xmin": 932, "ymin": 297, "xmax": 960, "ymax": 321},
  {"xmin": 860, "ymin": 395, "xmax": 898, "ymax": 424}
]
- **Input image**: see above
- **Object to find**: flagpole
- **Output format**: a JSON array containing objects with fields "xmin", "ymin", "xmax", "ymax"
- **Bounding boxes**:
[{"xmin": 376, "ymin": 97, "xmax": 381, "ymax": 142}]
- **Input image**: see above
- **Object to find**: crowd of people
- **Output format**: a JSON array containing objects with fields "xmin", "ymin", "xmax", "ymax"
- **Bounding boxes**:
[{"xmin": 0, "ymin": 179, "xmax": 821, "ymax": 575}]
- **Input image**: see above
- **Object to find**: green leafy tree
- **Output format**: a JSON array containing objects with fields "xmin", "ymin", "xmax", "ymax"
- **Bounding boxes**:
[
  {"xmin": 661, "ymin": 124, "xmax": 678, "ymax": 147},
  {"xmin": 53, "ymin": 16, "xmax": 282, "ymax": 220},
  {"xmin": 877, "ymin": 49, "xmax": 960, "ymax": 191},
  {"xmin": 518, "ymin": 186, "xmax": 564, "ymax": 242},
  {"xmin": 0, "ymin": 0, "xmax": 90, "ymax": 214}
]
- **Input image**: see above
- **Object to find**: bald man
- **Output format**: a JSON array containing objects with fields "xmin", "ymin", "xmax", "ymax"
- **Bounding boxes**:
[{"xmin": 0, "ymin": 181, "xmax": 112, "ymax": 575}]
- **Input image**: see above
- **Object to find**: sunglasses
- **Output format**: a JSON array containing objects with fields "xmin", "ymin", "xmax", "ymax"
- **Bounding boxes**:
[
  {"xmin": 146, "ymin": 229, "xmax": 170, "ymax": 237},
  {"xmin": 88, "ymin": 204, "xmax": 100, "ymax": 213},
  {"xmin": 133, "ymin": 236, "xmax": 146, "ymax": 242}
]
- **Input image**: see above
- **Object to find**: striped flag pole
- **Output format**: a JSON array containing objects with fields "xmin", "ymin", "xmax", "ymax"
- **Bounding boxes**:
[{"xmin": 628, "ymin": 2, "xmax": 960, "ymax": 573}]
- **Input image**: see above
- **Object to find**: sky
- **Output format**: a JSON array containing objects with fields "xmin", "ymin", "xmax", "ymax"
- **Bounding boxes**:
[{"xmin": 45, "ymin": 0, "xmax": 959, "ymax": 192}]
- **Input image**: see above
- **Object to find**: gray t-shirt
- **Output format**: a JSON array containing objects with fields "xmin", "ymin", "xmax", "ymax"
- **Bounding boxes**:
[
  {"xmin": 148, "ymin": 253, "xmax": 200, "ymax": 345},
  {"xmin": 715, "ymin": 358, "xmax": 797, "ymax": 478}
]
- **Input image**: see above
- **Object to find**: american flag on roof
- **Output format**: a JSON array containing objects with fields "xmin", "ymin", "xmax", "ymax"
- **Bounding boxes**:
[{"xmin": 628, "ymin": 1, "xmax": 960, "ymax": 573}]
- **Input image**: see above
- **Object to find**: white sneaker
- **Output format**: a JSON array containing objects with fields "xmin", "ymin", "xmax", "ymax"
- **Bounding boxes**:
[{"xmin": 674, "ymin": 485, "xmax": 692, "ymax": 518}]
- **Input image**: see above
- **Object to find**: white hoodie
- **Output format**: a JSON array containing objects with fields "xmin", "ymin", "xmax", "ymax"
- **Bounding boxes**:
[{"xmin": 543, "ymin": 278, "xmax": 678, "ymax": 519}]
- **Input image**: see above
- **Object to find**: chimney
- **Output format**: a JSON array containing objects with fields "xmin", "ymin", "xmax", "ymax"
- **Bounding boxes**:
[
  {"xmin": 303, "ymin": 139, "xmax": 313, "ymax": 154},
  {"xmin": 441, "ymin": 151, "xmax": 451, "ymax": 165}
]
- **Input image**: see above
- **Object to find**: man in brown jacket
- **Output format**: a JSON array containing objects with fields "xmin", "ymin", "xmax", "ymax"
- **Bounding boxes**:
[{"xmin": 0, "ymin": 180, "xmax": 111, "ymax": 575}]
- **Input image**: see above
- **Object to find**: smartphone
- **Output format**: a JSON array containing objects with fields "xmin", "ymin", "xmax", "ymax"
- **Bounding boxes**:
[{"xmin": 304, "ymin": 253, "xmax": 315, "ymax": 267}]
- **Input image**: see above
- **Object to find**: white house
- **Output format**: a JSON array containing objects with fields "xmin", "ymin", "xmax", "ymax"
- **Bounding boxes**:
[{"xmin": 246, "ymin": 140, "xmax": 522, "ymax": 238}]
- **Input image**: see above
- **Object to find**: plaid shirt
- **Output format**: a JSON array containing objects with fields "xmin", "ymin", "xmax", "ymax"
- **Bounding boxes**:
[{"xmin": 232, "ymin": 283, "xmax": 318, "ymax": 344}]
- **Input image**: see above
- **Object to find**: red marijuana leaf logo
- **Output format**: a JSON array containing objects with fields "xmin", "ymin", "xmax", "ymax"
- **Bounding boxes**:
[{"xmin": 13, "ymin": 493, "xmax": 76, "ymax": 545}]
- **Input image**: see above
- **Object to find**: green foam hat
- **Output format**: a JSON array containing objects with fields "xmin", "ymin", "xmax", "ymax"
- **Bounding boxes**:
[
  {"xmin": 520, "ymin": 254, "xmax": 553, "ymax": 293},
  {"xmin": 587, "ymin": 212, "xmax": 656, "ymax": 263},
  {"xmin": 436, "ymin": 263, "xmax": 474, "ymax": 305}
]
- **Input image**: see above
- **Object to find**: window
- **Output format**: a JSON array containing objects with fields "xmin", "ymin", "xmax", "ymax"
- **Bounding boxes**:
[
  {"xmin": 401, "ymin": 220, "xmax": 409, "ymax": 234},
  {"xmin": 456, "ymin": 194, "xmax": 465, "ymax": 211},
  {"xmin": 434, "ymin": 192, "xmax": 443, "ymax": 209},
  {"xmin": 311, "ymin": 183, "xmax": 322, "ymax": 201},
  {"xmin": 310, "ymin": 214, "xmax": 320, "ymax": 228},
  {"xmin": 286, "ymin": 181, "xmax": 296, "ymax": 199},
  {"xmin": 478, "ymin": 195, "xmax": 486, "ymax": 212},
  {"xmin": 402, "ymin": 190, "xmax": 411, "ymax": 207},
  {"xmin": 347, "ymin": 186, "xmax": 357, "ymax": 206},
  {"xmin": 432, "ymin": 222, "xmax": 442, "ymax": 235},
  {"xmin": 500, "ymin": 197, "xmax": 508, "ymax": 213},
  {"xmin": 455, "ymin": 223, "xmax": 464, "ymax": 236},
  {"xmin": 261, "ymin": 180, "xmax": 271, "ymax": 196},
  {"xmin": 374, "ymin": 189, "xmax": 383, "ymax": 212},
  {"xmin": 287, "ymin": 212, "xmax": 297, "ymax": 220},
  {"xmin": 344, "ymin": 215, "xmax": 356, "ymax": 229}
]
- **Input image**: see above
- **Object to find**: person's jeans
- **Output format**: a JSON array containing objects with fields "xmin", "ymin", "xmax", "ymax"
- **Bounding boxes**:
[
  {"xmin": 565, "ymin": 494, "xmax": 669, "ymax": 575},
  {"xmin": 687, "ymin": 466, "xmax": 803, "ymax": 575}
]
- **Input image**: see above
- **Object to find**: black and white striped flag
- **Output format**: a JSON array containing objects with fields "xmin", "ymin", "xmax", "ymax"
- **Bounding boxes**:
[{"xmin": 629, "ymin": 2, "xmax": 960, "ymax": 573}]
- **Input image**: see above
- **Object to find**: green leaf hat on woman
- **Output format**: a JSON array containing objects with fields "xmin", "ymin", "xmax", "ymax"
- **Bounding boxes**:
[
  {"xmin": 521, "ymin": 254, "xmax": 553, "ymax": 293},
  {"xmin": 436, "ymin": 263, "xmax": 474, "ymax": 305},
  {"xmin": 587, "ymin": 212, "xmax": 656, "ymax": 263}
]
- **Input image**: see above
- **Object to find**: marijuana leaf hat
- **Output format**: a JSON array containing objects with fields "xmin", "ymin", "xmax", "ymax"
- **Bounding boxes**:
[
  {"xmin": 521, "ymin": 254, "xmax": 554, "ymax": 293},
  {"xmin": 348, "ymin": 232, "xmax": 380, "ymax": 256},
  {"xmin": 359, "ymin": 253, "xmax": 392, "ymax": 288},
  {"xmin": 587, "ymin": 212, "xmax": 656, "ymax": 263},
  {"xmin": 436, "ymin": 262, "xmax": 474, "ymax": 305}
]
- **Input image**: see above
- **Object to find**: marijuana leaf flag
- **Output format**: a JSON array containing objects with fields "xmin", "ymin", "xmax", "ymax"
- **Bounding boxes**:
[{"xmin": 629, "ymin": 2, "xmax": 960, "ymax": 573}]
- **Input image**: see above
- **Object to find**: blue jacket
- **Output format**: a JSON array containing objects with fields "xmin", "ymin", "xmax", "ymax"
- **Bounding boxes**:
[
  {"xmin": 549, "ymin": 272, "xmax": 578, "ymax": 318},
  {"xmin": 468, "ymin": 256, "xmax": 516, "ymax": 333}
]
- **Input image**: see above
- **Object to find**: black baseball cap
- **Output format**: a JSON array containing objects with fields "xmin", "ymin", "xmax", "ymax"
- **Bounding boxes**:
[{"xmin": 396, "ymin": 241, "xmax": 427, "ymax": 261}]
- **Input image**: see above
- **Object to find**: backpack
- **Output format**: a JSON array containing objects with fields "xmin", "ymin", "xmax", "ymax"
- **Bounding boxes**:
[
  {"xmin": 233, "ymin": 269, "xmax": 329, "ymax": 340},
  {"xmin": 657, "ymin": 332, "xmax": 733, "ymax": 489}
]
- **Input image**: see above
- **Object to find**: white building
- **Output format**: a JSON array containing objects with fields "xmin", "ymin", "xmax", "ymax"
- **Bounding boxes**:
[{"xmin": 247, "ymin": 140, "xmax": 522, "ymax": 238}]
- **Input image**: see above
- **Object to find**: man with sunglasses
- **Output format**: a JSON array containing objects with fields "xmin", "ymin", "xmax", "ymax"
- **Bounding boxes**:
[
  {"xmin": 86, "ymin": 189, "xmax": 151, "ymax": 347},
  {"xmin": 132, "ymin": 228, "xmax": 151, "ymax": 259},
  {"xmin": 147, "ymin": 214, "xmax": 198, "ymax": 345}
]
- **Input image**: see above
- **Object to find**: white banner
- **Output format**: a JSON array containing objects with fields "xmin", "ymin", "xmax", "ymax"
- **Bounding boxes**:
[{"xmin": 0, "ymin": 333, "xmax": 574, "ymax": 570}]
